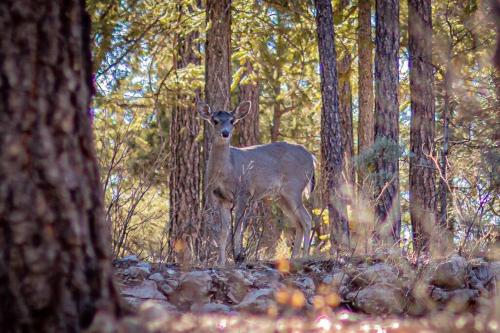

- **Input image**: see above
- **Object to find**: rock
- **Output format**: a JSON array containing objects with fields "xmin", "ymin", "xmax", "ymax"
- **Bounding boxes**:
[
  {"xmin": 468, "ymin": 259, "xmax": 491, "ymax": 293},
  {"xmin": 124, "ymin": 266, "xmax": 150, "ymax": 280},
  {"xmin": 192, "ymin": 303, "xmax": 233, "ymax": 313},
  {"xmin": 252, "ymin": 268, "xmax": 283, "ymax": 289},
  {"xmin": 138, "ymin": 299, "xmax": 177, "ymax": 315},
  {"xmin": 346, "ymin": 284, "xmax": 404, "ymax": 315},
  {"xmin": 115, "ymin": 255, "xmax": 139, "ymax": 268},
  {"xmin": 122, "ymin": 280, "xmax": 166, "ymax": 300},
  {"xmin": 170, "ymin": 271, "xmax": 212, "ymax": 309},
  {"xmin": 490, "ymin": 261, "xmax": 500, "ymax": 282},
  {"xmin": 321, "ymin": 271, "xmax": 350, "ymax": 297},
  {"xmin": 352, "ymin": 263, "xmax": 399, "ymax": 287},
  {"xmin": 136, "ymin": 262, "xmax": 152, "ymax": 272},
  {"xmin": 149, "ymin": 273, "xmax": 165, "ymax": 283},
  {"xmin": 431, "ymin": 256, "xmax": 467, "ymax": 289},
  {"xmin": 430, "ymin": 287, "xmax": 479, "ymax": 312},
  {"xmin": 235, "ymin": 288, "xmax": 276, "ymax": 313},
  {"xmin": 226, "ymin": 270, "xmax": 253, "ymax": 304}
]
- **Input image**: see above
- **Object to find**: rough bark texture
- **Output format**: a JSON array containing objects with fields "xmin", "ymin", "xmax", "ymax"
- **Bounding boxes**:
[
  {"xmin": 338, "ymin": 54, "xmax": 354, "ymax": 186},
  {"xmin": 374, "ymin": 0, "xmax": 401, "ymax": 242},
  {"xmin": 314, "ymin": 0, "xmax": 349, "ymax": 248},
  {"xmin": 357, "ymin": 0, "xmax": 375, "ymax": 186},
  {"xmin": 168, "ymin": 7, "xmax": 202, "ymax": 264},
  {"xmin": 0, "ymin": 1, "xmax": 122, "ymax": 331},
  {"xmin": 408, "ymin": 0, "xmax": 437, "ymax": 253},
  {"xmin": 203, "ymin": 0, "xmax": 232, "ymax": 262},
  {"xmin": 439, "ymin": 64, "xmax": 452, "ymax": 234},
  {"xmin": 236, "ymin": 61, "xmax": 260, "ymax": 147}
]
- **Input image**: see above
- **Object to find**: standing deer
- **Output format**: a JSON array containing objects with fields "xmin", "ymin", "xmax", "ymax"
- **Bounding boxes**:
[{"xmin": 198, "ymin": 101, "xmax": 315, "ymax": 265}]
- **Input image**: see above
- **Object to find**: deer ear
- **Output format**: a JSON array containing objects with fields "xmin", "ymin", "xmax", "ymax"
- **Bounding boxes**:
[
  {"xmin": 197, "ymin": 104, "xmax": 212, "ymax": 121},
  {"xmin": 233, "ymin": 101, "xmax": 252, "ymax": 120}
]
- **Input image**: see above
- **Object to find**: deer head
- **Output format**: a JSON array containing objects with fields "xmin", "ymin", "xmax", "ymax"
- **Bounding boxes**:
[{"xmin": 197, "ymin": 101, "xmax": 252, "ymax": 142}]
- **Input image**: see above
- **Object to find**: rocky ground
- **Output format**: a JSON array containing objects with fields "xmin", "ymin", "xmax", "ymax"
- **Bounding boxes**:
[{"xmin": 105, "ymin": 252, "xmax": 500, "ymax": 332}]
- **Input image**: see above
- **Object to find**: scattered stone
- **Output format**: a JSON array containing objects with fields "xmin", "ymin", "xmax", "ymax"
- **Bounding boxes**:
[
  {"xmin": 149, "ymin": 273, "xmax": 165, "ymax": 283},
  {"xmin": 352, "ymin": 263, "xmax": 399, "ymax": 287},
  {"xmin": 170, "ymin": 271, "xmax": 212, "ymax": 309},
  {"xmin": 235, "ymin": 288, "xmax": 276, "ymax": 313},
  {"xmin": 124, "ymin": 266, "xmax": 150, "ymax": 280},
  {"xmin": 252, "ymin": 268, "xmax": 283, "ymax": 289},
  {"xmin": 192, "ymin": 302, "xmax": 233, "ymax": 313},
  {"xmin": 122, "ymin": 280, "xmax": 166, "ymax": 300},
  {"xmin": 430, "ymin": 287, "xmax": 479, "ymax": 312},
  {"xmin": 225, "ymin": 270, "xmax": 253, "ymax": 304},
  {"xmin": 115, "ymin": 255, "xmax": 140, "ymax": 268},
  {"xmin": 347, "ymin": 284, "xmax": 404, "ymax": 315},
  {"xmin": 431, "ymin": 256, "xmax": 467, "ymax": 289}
]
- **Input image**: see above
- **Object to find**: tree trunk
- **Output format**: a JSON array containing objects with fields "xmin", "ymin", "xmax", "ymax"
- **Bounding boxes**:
[
  {"xmin": 314, "ymin": 0, "xmax": 349, "ymax": 249},
  {"xmin": 168, "ymin": 5, "xmax": 202, "ymax": 265},
  {"xmin": 203, "ymin": 0, "xmax": 232, "ymax": 262},
  {"xmin": 374, "ymin": 0, "xmax": 401, "ymax": 243},
  {"xmin": 357, "ymin": 0, "xmax": 375, "ymax": 185},
  {"xmin": 236, "ymin": 61, "xmax": 260, "ymax": 146},
  {"xmin": 0, "ymin": 1, "xmax": 122, "ymax": 331},
  {"xmin": 338, "ymin": 54, "xmax": 354, "ymax": 187},
  {"xmin": 408, "ymin": 0, "xmax": 437, "ymax": 253},
  {"xmin": 439, "ymin": 62, "xmax": 452, "ymax": 233}
]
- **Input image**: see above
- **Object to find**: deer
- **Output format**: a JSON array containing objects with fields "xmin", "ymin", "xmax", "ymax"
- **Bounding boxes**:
[{"xmin": 198, "ymin": 100, "xmax": 316, "ymax": 265}]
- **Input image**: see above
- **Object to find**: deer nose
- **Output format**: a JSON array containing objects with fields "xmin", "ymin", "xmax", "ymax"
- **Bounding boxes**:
[{"xmin": 221, "ymin": 130, "xmax": 230, "ymax": 138}]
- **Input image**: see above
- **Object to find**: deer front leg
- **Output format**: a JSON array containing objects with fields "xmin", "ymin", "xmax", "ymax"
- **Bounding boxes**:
[{"xmin": 216, "ymin": 202, "xmax": 232, "ymax": 266}]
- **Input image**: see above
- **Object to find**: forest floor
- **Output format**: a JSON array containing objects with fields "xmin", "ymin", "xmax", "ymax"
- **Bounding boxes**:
[{"xmin": 102, "ymin": 252, "xmax": 500, "ymax": 333}]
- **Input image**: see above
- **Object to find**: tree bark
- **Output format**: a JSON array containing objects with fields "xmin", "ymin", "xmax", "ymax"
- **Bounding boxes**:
[
  {"xmin": 314, "ymin": 0, "xmax": 349, "ymax": 249},
  {"xmin": 408, "ymin": 0, "xmax": 437, "ymax": 253},
  {"xmin": 374, "ymin": 0, "xmax": 401, "ymax": 242},
  {"xmin": 338, "ymin": 54, "xmax": 354, "ymax": 187},
  {"xmin": 357, "ymin": 0, "xmax": 375, "ymax": 186},
  {"xmin": 236, "ymin": 61, "xmax": 260, "ymax": 146},
  {"xmin": 168, "ymin": 4, "xmax": 202, "ymax": 265},
  {"xmin": 0, "ymin": 1, "xmax": 122, "ymax": 331},
  {"xmin": 203, "ymin": 0, "xmax": 232, "ymax": 262}
]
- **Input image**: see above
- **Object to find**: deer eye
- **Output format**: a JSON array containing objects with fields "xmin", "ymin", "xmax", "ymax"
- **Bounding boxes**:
[
  {"xmin": 213, "ymin": 119, "xmax": 219, "ymax": 125},
  {"xmin": 230, "ymin": 119, "xmax": 235, "ymax": 125}
]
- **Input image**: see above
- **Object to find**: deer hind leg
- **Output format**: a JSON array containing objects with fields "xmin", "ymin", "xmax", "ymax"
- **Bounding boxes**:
[
  {"xmin": 297, "ymin": 203, "xmax": 312, "ymax": 256},
  {"xmin": 279, "ymin": 195, "xmax": 304, "ymax": 259}
]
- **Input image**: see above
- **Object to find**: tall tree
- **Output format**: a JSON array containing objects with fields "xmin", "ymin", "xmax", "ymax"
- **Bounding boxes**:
[
  {"xmin": 0, "ymin": 0, "xmax": 122, "ymax": 331},
  {"xmin": 168, "ymin": 4, "xmax": 202, "ymax": 264},
  {"xmin": 374, "ymin": 0, "xmax": 401, "ymax": 242},
  {"xmin": 203, "ymin": 0, "xmax": 232, "ymax": 262},
  {"xmin": 338, "ymin": 54, "xmax": 354, "ymax": 186},
  {"xmin": 357, "ymin": 0, "xmax": 375, "ymax": 186},
  {"xmin": 408, "ymin": 0, "xmax": 437, "ymax": 252},
  {"xmin": 237, "ymin": 61, "xmax": 260, "ymax": 146},
  {"xmin": 314, "ymin": 0, "xmax": 349, "ymax": 248}
]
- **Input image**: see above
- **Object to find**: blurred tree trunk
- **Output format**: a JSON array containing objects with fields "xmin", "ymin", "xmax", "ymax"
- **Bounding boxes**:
[
  {"xmin": 408, "ymin": 0, "xmax": 437, "ymax": 253},
  {"xmin": 168, "ymin": 4, "xmax": 202, "ymax": 264},
  {"xmin": 357, "ymin": 0, "xmax": 374, "ymax": 186},
  {"xmin": 314, "ymin": 0, "xmax": 349, "ymax": 249},
  {"xmin": 0, "ymin": 1, "xmax": 123, "ymax": 331},
  {"xmin": 203, "ymin": 0, "xmax": 232, "ymax": 262},
  {"xmin": 374, "ymin": 0, "xmax": 401, "ymax": 243}
]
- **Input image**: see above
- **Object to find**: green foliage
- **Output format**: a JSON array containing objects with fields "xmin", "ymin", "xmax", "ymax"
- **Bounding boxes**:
[{"xmin": 89, "ymin": 0, "xmax": 499, "ymax": 259}]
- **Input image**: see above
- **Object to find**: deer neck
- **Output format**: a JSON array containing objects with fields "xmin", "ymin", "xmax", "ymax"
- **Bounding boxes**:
[{"xmin": 207, "ymin": 140, "xmax": 232, "ymax": 183}]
